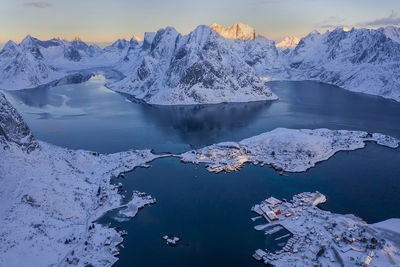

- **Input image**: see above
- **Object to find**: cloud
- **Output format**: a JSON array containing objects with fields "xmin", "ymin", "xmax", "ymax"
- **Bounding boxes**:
[
  {"xmin": 24, "ymin": 2, "xmax": 52, "ymax": 8},
  {"xmin": 317, "ymin": 16, "xmax": 348, "ymax": 29},
  {"xmin": 317, "ymin": 11, "xmax": 400, "ymax": 30},
  {"xmin": 319, "ymin": 24, "xmax": 346, "ymax": 29},
  {"xmin": 358, "ymin": 11, "xmax": 400, "ymax": 27}
]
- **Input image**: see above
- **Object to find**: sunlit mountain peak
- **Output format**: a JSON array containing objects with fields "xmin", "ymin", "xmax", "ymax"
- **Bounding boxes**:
[{"xmin": 210, "ymin": 23, "xmax": 256, "ymax": 40}]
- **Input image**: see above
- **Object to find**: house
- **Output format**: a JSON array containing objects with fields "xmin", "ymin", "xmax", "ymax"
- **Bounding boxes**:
[
  {"xmin": 265, "ymin": 197, "xmax": 282, "ymax": 206},
  {"xmin": 266, "ymin": 211, "xmax": 278, "ymax": 221},
  {"xmin": 274, "ymin": 209, "xmax": 282, "ymax": 215}
]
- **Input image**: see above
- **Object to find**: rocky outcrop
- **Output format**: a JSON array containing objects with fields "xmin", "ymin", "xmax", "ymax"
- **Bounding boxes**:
[{"xmin": 0, "ymin": 92, "xmax": 38, "ymax": 152}]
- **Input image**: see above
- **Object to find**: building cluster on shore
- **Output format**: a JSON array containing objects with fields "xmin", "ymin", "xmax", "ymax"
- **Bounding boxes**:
[
  {"xmin": 251, "ymin": 192, "xmax": 394, "ymax": 266},
  {"xmin": 181, "ymin": 129, "xmax": 400, "ymax": 175}
]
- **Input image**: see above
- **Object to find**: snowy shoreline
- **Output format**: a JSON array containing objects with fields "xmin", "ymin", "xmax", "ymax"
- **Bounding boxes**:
[
  {"xmin": 251, "ymin": 192, "xmax": 400, "ymax": 266},
  {"xmin": 181, "ymin": 128, "xmax": 399, "ymax": 173},
  {"xmin": 2, "ymin": 90, "xmax": 400, "ymax": 266},
  {"xmin": 0, "ymin": 140, "xmax": 169, "ymax": 266},
  {"xmin": 0, "ymin": 90, "xmax": 169, "ymax": 266}
]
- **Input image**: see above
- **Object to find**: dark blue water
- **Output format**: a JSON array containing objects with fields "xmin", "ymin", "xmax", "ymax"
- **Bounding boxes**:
[
  {"xmin": 104, "ymin": 143, "xmax": 400, "ymax": 267},
  {"xmin": 3, "ymin": 73, "xmax": 400, "ymax": 154},
  {"xmin": 2, "ymin": 71, "xmax": 400, "ymax": 266}
]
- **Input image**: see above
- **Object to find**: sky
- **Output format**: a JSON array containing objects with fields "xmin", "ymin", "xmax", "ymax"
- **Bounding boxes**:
[{"xmin": 1, "ymin": 0, "xmax": 400, "ymax": 44}]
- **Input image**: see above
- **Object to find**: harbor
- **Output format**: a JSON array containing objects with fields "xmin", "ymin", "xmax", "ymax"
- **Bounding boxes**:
[{"xmin": 251, "ymin": 192, "xmax": 399, "ymax": 266}]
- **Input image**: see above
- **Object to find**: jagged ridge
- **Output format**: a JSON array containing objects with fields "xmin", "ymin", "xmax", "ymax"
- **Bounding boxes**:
[
  {"xmin": 0, "ymin": 92, "xmax": 38, "ymax": 152},
  {"xmin": 109, "ymin": 25, "xmax": 277, "ymax": 104},
  {"xmin": 1, "ymin": 25, "xmax": 400, "ymax": 103}
]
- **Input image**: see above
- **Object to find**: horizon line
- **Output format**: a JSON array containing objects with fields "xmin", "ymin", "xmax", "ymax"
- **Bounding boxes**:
[{"xmin": 0, "ymin": 24, "xmax": 397, "ymax": 45}]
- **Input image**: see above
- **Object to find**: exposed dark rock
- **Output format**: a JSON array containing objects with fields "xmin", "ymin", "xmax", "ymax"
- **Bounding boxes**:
[{"xmin": 0, "ymin": 92, "xmax": 39, "ymax": 152}]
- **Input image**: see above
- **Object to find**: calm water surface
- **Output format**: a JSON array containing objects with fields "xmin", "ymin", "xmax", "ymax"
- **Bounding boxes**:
[
  {"xmin": 4, "ymin": 71, "xmax": 400, "ymax": 153},
  {"xmin": 2, "ymin": 70, "xmax": 400, "ymax": 266}
]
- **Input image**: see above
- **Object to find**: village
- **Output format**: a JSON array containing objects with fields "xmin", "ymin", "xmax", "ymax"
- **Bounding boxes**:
[
  {"xmin": 251, "ymin": 192, "xmax": 398, "ymax": 266},
  {"xmin": 181, "ymin": 129, "xmax": 400, "ymax": 174}
]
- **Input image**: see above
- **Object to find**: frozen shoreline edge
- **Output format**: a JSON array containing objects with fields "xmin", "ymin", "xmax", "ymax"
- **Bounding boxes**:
[
  {"xmin": 251, "ymin": 192, "xmax": 400, "ymax": 266},
  {"xmin": 180, "ymin": 128, "xmax": 399, "ymax": 173}
]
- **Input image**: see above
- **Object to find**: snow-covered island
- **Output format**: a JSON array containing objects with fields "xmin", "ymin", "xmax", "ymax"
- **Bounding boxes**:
[
  {"xmin": 0, "ymin": 92, "xmax": 167, "ymax": 266},
  {"xmin": 162, "ymin": 234, "xmax": 182, "ymax": 247},
  {"xmin": 1, "ymin": 24, "xmax": 400, "ymax": 104},
  {"xmin": 251, "ymin": 192, "xmax": 400, "ymax": 266},
  {"xmin": 119, "ymin": 191, "xmax": 156, "ymax": 218},
  {"xmin": 1, "ymin": 91, "xmax": 400, "ymax": 266},
  {"xmin": 180, "ymin": 128, "xmax": 399, "ymax": 173}
]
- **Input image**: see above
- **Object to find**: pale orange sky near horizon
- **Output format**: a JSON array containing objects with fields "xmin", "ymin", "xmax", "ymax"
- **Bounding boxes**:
[{"xmin": 1, "ymin": 0, "xmax": 399, "ymax": 44}]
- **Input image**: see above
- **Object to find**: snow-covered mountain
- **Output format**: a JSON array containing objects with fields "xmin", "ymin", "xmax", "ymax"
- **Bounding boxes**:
[
  {"xmin": 384, "ymin": 26, "xmax": 400, "ymax": 43},
  {"xmin": 33, "ymin": 36, "xmax": 129, "ymax": 70},
  {"xmin": 109, "ymin": 25, "xmax": 277, "ymax": 104},
  {"xmin": 0, "ymin": 36, "xmax": 128, "ymax": 90},
  {"xmin": 1, "ymin": 25, "xmax": 400, "ymax": 103},
  {"xmin": 280, "ymin": 27, "xmax": 400, "ymax": 101},
  {"xmin": 112, "ymin": 36, "xmax": 146, "ymax": 74},
  {"xmin": 103, "ymin": 39, "xmax": 129, "ymax": 54},
  {"xmin": 0, "ymin": 39, "xmax": 63, "ymax": 90},
  {"xmin": 276, "ymin": 36, "xmax": 301, "ymax": 49},
  {"xmin": 233, "ymin": 36, "xmax": 287, "ymax": 79},
  {"xmin": 0, "ymin": 92, "xmax": 163, "ymax": 266},
  {"xmin": 210, "ymin": 23, "xmax": 256, "ymax": 40},
  {"xmin": 209, "ymin": 25, "xmax": 400, "ymax": 101},
  {"xmin": 131, "ymin": 35, "xmax": 143, "ymax": 42}
]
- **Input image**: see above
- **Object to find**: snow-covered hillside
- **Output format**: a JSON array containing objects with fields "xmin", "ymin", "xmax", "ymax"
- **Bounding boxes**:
[
  {"xmin": 181, "ymin": 128, "xmax": 399, "ymax": 173},
  {"xmin": 1, "ymin": 25, "xmax": 400, "ymax": 103},
  {"xmin": 0, "ymin": 39, "xmax": 63, "ymax": 90},
  {"xmin": 109, "ymin": 25, "xmax": 277, "ymax": 104},
  {"xmin": 384, "ymin": 26, "xmax": 400, "ymax": 43},
  {"xmin": 0, "ymin": 36, "xmax": 133, "ymax": 90},
  {"xmin": 221, "ymin": 35, "xmax": 286, "ymax": 79},
  {"xmin": 279, "ymin": 27, "xmax": 400, "ymax": 101},
  {"xmin": 0, "ymin": 92, "xmax": 165, "ymax": 266},
  {"xmin": 276, "ymin": 36, "xmax": 301, "ymax": 49}
]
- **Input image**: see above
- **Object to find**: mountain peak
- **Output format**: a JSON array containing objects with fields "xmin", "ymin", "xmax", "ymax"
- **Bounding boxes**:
[
  {"xmin": 73, "ymin": 36, "xmax": 82, "ymax": 41},
  {"xmin": 2, "ymin": 40, "xmax": 19, "ymax": 51},
  {"xmin": 23, "ymin": 34, "xmax": 33, "ymax": 40},
  {"xmin": 276, "ymin": 36, "xmax": 301, "ymax": 48},
  {"xmin": 384, "ymin": 26, "xmax": 400, "ymax": 44},
  {"xmin": 111, "ymin": 39, "xmax": 128, "ymax": 49},
  {"xmin": 20, "ymin": 34, "xmax": 37, "ymax": 47},
  {"xmin": 309, "ymin": 30, "xmax": 320, "ymax": 35},
  {"xmin": 210, "ymin": 23, "xmax": 256, "ymax": 40},
  {"xmin": 132, "ymin": 35, "xmax": 143, "ymax": 42}
]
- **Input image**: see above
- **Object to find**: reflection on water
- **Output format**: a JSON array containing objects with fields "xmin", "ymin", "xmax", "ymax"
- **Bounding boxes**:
[
  {"xmin": 2, "ymin": 71, "xmax": 274, "ymax": 152},
  {"xmin": 3, "ymin": 73, "xmax": 400, "ymax": 154},
  {"xmin": 10, "ymin": 72, "xmax": 95, "ymax": 108},
  {"xmin": 135, "ymin": 101, "xmax": 272, "ymax": 148},
  {"xmin": 2, "ymin": 71, "xmax": 400, "ymax": 266}
]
